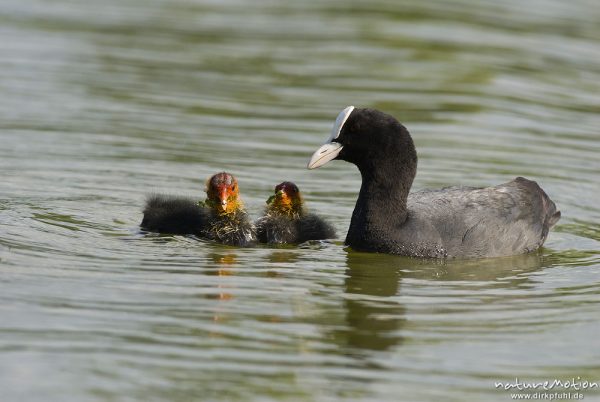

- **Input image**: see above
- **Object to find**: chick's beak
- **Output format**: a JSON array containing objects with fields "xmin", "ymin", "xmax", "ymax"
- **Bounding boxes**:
[{"xmin": 218, "ymin": 189, "xmax": 228, "ymax": 211}]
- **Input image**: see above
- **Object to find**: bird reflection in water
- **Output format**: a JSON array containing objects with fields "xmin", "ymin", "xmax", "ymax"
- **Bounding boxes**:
[
  {"xmin": 335, "ymin": 250, "xmax": 547, "ymax": 353},
  {"xmin": 205, "ymin": 252, "xmax": 238, "ymax": 326},
  {"xmin": 334, "ymin": 252, "xmax": 407, "ymax": 352},
  {"xmin": 402, "ymin": 251, "xmax": 546, "ymax": 287}
]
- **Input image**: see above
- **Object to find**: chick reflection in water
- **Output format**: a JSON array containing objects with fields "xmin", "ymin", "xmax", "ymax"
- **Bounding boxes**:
[{"xmin": 205, "ymin": 252, "xmax": 238, "ymax": 324}]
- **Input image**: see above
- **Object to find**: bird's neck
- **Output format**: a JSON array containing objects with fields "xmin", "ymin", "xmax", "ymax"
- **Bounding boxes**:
[
  {"xmin": 358, "ymin": 161, "xmax": 415, "ymax": 221},
  {"xmin": 346, "ymin": 152, "xmax": 417, "ymax": 249}
]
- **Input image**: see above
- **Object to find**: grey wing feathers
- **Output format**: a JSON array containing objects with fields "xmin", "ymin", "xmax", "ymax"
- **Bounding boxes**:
[
  {"xmin": 513, "ymin": 177, "xmax": 560, "ymax": 242},
  {"xmin": 406, "ymin": 177, "xmax": 560, "ymax": 258}
]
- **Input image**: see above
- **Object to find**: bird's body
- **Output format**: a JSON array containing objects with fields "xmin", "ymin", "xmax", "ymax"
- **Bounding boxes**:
[
  {"xmin": 141, "ymin": 172, "xmax": 256, "ymax": 246},
  {"xmin": 141, "ymin": 194, "xmax": 208, "ymax": 236},
  {"xmin": 255, "ymin": 182, "xmax": 335, "ymax": 244},
  {"xmin": 308, "ymin": 106, "xmax": 560, "ymax": 259},
  {"xmin": 256, "ymin": 212, "xmax": 335, "ymax": 244},
  {"xmin": 347, "ymin": 178, "xmax": 560, "ymax": 258},
  {"xmin": 200, "ymin": 209, "xmax": 256, "ymax": 246}
]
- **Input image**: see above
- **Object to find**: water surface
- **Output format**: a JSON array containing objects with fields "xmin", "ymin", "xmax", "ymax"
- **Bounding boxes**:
[{"xmin": 1, "ymin": 0, "xmax": 600, "ymax": 401}]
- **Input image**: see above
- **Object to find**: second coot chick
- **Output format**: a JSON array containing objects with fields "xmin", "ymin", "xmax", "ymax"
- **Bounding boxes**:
[
  {"xmin": 255, "ymin": 182, "xmax": 336, "ymax": 244},
  {"xmin": 141, "ymin": 172, "xmax": 256, "ymax": 246}
]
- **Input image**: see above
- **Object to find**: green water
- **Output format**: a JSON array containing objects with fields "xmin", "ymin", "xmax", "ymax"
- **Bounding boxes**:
[{"xmin": 1, "ymin": 0, "xmax": 600, "ymax": 401}]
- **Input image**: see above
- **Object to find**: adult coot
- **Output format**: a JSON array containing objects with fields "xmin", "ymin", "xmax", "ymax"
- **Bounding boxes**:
[
  {"xmin": 141, "ymin": 172, "xmax": 256, "ymax": 246},
  {"xmin": 308, "ymin": 106, "xmax": 560, "ymax": 258},
  {"xmin": 255, "ymin": 181, "xmax": 336, "ymax": 244}
]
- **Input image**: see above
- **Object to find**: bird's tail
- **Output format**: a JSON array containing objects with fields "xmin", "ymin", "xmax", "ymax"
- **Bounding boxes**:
[
  {"xmin": 536, "ymin": 182, "xmax": 560, "ymax": 241},
  {"xmin": 515, "ymin": 177, "xmax": 560, "ymax": 242}
]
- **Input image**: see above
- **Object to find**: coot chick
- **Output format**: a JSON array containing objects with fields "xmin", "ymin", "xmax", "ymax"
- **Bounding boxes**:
[
  {"xmin": 255, "ymin": 181, "xmax": 336, "ymax": 244},
  {"xmin": 308, "ymin": 106, "xmax": 561, "ymax": 258},
  {"xmin": 141, "ymin": 172, "xmax": 256, "ymax": 246}
]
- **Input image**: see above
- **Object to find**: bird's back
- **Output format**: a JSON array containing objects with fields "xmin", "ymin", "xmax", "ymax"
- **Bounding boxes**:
[
  {"xmin": 255, "ymin": 214, "xmax": 300, "ymax": 244},
  {"xmin": 298, "ymin": 214, "xmax": 336, "ymax": 243},
  {"xmin": 141, "ymin": 194, "xmax": 209, "ymax": 235},
  {"xmin": 401, "ymin": 177, "xmax": 560, "ymax": 258},
  {"xmin": 256, "ymin": 213, "xmax": 336, "ymax": 244}
]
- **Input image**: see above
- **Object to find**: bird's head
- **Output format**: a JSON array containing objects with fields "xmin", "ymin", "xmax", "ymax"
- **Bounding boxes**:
[
  {"xmin": 266, "ymin": 181, "xmax": 303, "ymax": 217},
  {"xmin": 205, "ymin": 172, "xmax": 243, "ymax": 216},
  {"xmin": 307, "ymin": 106, "xmax": 415, "ymax": 171}
]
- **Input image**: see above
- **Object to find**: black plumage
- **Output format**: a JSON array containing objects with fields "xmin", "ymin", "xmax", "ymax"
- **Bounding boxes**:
[
  {"xmin": 308, "ymin": 107, "xmax": 561, "ymax": 258},
  {"xmin": 141, "ymin": 195, "xmax": 208, "ymax": 236},
  {"xmin": 255, "ymin": 182, "xmax": 336, "ymax": 244},
  {"xmin": 140, "ymin": 173, "xmax": 256, "ymax": 246},
  {"xmin": 141, "ymin": 194, "xmax": 256, "ymax": 246},
  {"xmin": 256, "ymin": 212, "xmax": 335, "ymax": 244}
]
